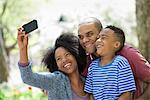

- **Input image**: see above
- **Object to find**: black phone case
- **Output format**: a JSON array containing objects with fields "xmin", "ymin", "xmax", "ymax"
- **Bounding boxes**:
[{"xmin": 22, "ymin": 20, "xmax": 38, "ymax": 33}]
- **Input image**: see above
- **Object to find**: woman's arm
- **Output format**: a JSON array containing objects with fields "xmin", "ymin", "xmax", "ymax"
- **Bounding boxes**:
[
  {"xmin": 18, "ymin": 63, "xmax": 57, "ymax": 91},
  {"xmin": 17, "ymin": 27, "xmax": 58, "ymax": 90}
]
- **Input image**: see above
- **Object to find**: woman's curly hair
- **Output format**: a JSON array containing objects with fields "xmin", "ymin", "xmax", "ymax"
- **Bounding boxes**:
[{"xmin": 42, "ymin": 33, "xmax": 86, "ymax": 74}]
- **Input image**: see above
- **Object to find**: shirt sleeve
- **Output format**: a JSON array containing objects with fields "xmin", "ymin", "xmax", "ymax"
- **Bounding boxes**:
[
  {"xmin": 84, "ymin": 64, "xmax": 93, "ymax": 94},
  {"xmin": 18, "ymin": 61, "xmax": 29, "ymax": 67},
  {"xmin": 18, "ymin": 61, "xmax": 60, "ymax": 91},
  {"xmin": 128, "ymin": 48, "xmax": 150, "ymax": 82},
  {"xmin": 118, "ymin": 44, "xmax": 150, "ymax": 82},
  {"xmin": 118, "ymin": 57, "xmax": 136, "ymax": 94}
]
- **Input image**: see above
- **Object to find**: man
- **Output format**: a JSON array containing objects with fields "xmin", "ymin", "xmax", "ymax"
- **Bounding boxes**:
[{"xmin": 78, "ymin": 17, "xmax": 150, "ymax": 99}]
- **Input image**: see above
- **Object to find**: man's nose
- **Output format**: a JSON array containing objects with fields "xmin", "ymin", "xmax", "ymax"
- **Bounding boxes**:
[{"xmin": 83, "ymin": 37, "xmax": 89, "ymax": 43}]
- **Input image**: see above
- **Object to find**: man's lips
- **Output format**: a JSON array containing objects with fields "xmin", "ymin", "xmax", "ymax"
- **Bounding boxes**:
[{"xmin": 84, "ymin": 43, "xmax": 93, "ymax": 48}]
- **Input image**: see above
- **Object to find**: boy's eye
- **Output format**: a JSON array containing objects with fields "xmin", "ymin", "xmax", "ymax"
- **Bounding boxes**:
[
  {"xmin": 101, "ymin": 37, "xmax": 105, "ymax": 39},
  {"xmin": 97, "ymin": 35, "xmax": 100, "ymax": 39},
  {"xmin": 100, "ymin": 35, "xmax": 106, "ymax": 40}
]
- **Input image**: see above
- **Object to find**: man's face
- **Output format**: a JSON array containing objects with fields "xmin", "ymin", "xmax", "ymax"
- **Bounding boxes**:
[{"xmin": 78, "ymin": 23, "xmax": 99, "ymax": 54}]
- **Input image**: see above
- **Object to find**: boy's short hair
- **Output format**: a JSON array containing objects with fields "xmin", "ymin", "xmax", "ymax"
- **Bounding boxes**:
[{"xmin": 105, "ymin": 25, "xmax": 125, "ymax": 52}]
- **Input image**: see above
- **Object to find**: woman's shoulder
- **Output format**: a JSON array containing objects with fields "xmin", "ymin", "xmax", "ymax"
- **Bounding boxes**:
[{"xmin": 53, "ymin": 71, "xmax": 69, "ymax": 80}]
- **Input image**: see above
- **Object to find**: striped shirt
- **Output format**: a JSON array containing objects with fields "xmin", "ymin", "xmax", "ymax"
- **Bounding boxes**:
[{"xmin": 84, "ymin": 55, "xmax": 136, "ymax": 100}]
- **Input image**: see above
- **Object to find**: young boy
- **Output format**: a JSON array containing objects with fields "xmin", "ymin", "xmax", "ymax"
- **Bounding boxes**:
[{"xmin": 84, "ymin": 25, "xmax": 136, "ymax": 100}]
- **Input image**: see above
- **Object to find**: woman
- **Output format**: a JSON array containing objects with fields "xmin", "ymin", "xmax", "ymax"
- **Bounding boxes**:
[{"xmin": 17, "ymin": 27, "xmax": 89, "ymax": 100}]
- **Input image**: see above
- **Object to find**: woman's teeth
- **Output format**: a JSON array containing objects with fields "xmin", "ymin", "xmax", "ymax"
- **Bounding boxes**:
[{"xmin": 64, "ymin": 63, "xmax": 71, "ymax": 68}]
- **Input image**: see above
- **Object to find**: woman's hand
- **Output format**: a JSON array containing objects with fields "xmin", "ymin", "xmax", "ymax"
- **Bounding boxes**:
[
  {"xmin": 17, "ymin": 27, "xmax": 29, "ymax": 64},
  {"xmin": 17, "ymin": 27, "xmax": 28, "ymax": 50}
]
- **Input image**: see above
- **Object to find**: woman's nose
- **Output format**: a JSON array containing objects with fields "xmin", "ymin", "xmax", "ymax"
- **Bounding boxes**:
[{"xmin": 62, "ymin": 57, "xmax": 67, "ymax": 63}]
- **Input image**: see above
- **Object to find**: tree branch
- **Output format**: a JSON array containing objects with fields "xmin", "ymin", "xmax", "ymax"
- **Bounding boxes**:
[{"xmin": 0, "ymin": 0, "xmax": 8, "ymax": 18}]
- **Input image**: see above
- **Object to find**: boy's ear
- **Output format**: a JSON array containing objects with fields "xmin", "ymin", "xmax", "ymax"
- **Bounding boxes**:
[{"xmin": 114, "ymin": 41, "xmax": 120, "ymax": 49}]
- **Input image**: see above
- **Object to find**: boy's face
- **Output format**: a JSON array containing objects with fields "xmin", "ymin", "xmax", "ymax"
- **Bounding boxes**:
[
  {"xmin": 78, "ymin": 23, "xmax": 99, "ymax": 54},
  {"xmin": 95, "ymin": 28, "xmax": 119, "ymax": 57}
]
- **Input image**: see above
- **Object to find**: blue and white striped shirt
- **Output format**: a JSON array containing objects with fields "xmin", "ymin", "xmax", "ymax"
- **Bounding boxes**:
[{"xmin": 84, "ymin": 55, "xmax": 136, "ymax": 100}]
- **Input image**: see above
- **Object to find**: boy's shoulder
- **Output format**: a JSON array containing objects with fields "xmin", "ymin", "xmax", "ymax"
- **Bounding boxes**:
[
  {"xmin": 115, "ymin": 55, "xmax": 128, "ymax": 61},
  {"xmin": 89, "ymin": 59, "xmax": 99, "ymax": 68},
  {"xmin": 91, "ymin": 55, "xmax": 128, "ymax": 63},
  {"xmin": 114, "ymin": 55, "xmax": 130, "ymax": 69},
  {"xmin": 91, "ymin": 58, "xmax": 99, "ymax": 65}
]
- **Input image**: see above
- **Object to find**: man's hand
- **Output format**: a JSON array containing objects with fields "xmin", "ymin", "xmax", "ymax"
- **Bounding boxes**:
[
  {"xmin": 137, "ymin": 83, "xmax": 150, "ymax": 100},
  {"xmin": 119, "ymin": 92, "xmax": 131, "ymax": 100}
]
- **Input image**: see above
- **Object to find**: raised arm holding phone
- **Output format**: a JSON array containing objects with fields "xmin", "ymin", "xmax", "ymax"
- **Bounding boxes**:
[{"xmin": 17, "ymin": 23, "xmax": 90, "ymax": 100}]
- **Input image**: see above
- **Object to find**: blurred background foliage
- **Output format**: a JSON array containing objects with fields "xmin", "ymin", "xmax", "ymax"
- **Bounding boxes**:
[{"xmin": 0, "ymin": 0, "xmax": 150, "ymax": 99}]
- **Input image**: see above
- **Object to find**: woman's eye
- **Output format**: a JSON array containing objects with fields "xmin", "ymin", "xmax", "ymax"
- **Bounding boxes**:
[
  {"xmin": 66, "ymin": 53, "xmax": 71, "ymax": 57},
  {"xmin": 56, "ymin": 58, "xmax": 61, "ymax": 61}
]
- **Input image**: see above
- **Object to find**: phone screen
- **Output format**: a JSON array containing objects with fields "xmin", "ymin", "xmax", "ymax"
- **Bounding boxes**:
[{"xmin": 22, "ymin": 20, "xmax": 38, "ymax": 34}]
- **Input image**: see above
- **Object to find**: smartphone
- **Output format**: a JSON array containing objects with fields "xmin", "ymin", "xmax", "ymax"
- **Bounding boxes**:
[{"xmin": 22, "ymin": 20, "xmax": 38, "ymax": 34}]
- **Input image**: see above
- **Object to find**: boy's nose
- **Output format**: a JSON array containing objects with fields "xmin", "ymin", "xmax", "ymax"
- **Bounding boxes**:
[{"xmin": 96, "ymin": 38, "xmax": 102, "ymax": 42}]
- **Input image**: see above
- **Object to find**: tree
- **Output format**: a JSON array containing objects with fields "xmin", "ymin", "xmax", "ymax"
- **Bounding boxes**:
[
  {"xmin": 0, "ymin": 33, "xmax": 9, "ymax": 83},
  {"xmin": 136, "ymin": 0, "xmax": 150, "ymax": 61},
  {"xmin": 0, "ymin": 0, "xmax": 40, "ymax": 83},
  {"xmin": 0, "ymin": 0, "xmax": 9, "ymax": 83}
]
